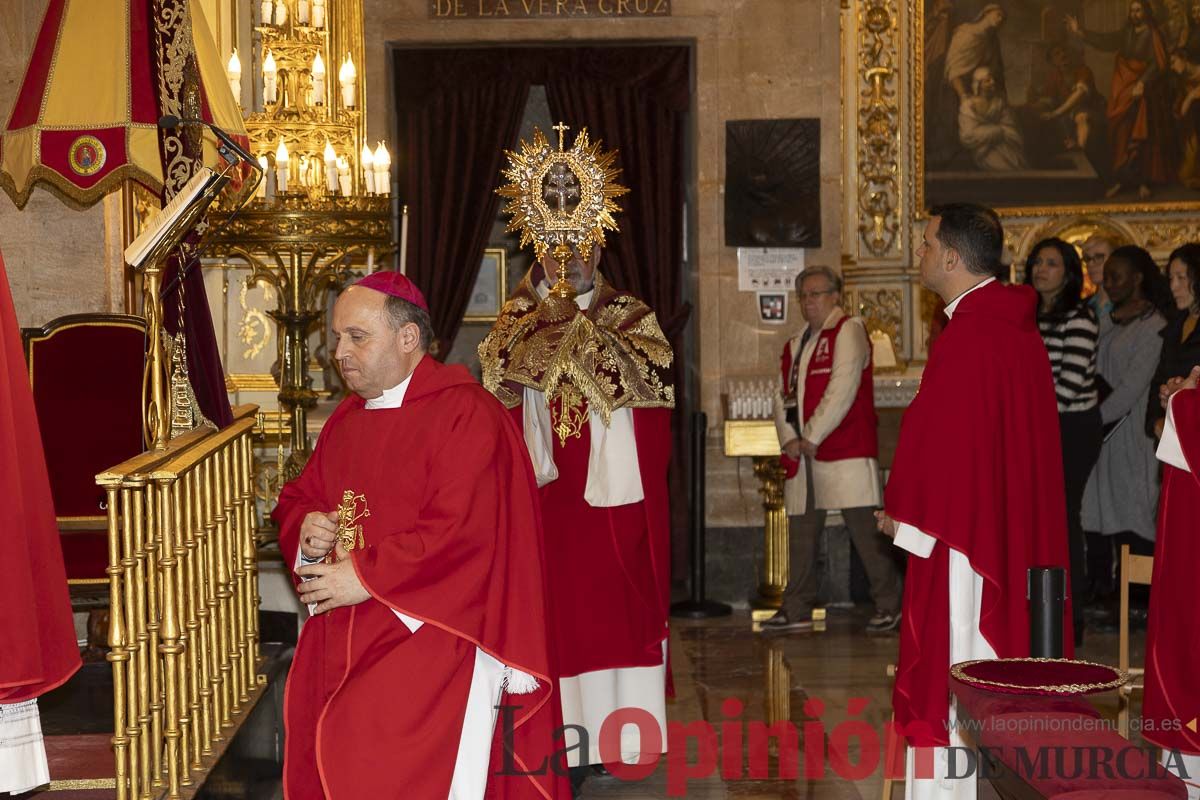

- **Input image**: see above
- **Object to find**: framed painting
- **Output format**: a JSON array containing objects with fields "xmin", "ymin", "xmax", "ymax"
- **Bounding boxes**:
[
  {"xmin": 918, "ymin": 0, "xmax": 1200, "ymax": 215},
  {"xmin": 464, "ymin": 248, "xmax": 507, "ymax": 321},
  {"xmin": 725, "ymin": 119, "xmax": 821, "ymax": 247}
]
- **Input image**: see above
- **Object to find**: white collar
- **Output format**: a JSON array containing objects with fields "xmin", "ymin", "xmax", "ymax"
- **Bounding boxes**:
[
  {"xmin": 536, "ymin": 280, "xmax": 594, "ymax": 310},
  {"xmin": 364, "ymin": 370, "xmax": 414, "ymax": 410},
  {"xmin": 944, "ymin": 277, "xmax": 996, "ymax": 320}
]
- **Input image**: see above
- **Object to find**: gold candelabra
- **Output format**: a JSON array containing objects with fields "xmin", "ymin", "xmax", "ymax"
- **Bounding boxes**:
[{"xmin": 208, "ymin": 0, "xmax": 394, "ymax": 480}]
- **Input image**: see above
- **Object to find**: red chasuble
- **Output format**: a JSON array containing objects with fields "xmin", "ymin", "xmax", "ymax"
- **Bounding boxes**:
[
  {"xmin": 510, "ymin": 403, "xmax": 672, "ymax": 679},
  {"xmin": 1143, "ymin": 387, "xmax": 1200, "ymax": 755},
  {"xmin": 0, "ymin": 249, "xmax": 80, "ymax": 703},
  {"xmin": 885, "ymin": 281, "xmax": 1073, "ymax": 748},
  {"xmin": 274, "ymin": 356, "xmax": 567, "ymax": 799}
]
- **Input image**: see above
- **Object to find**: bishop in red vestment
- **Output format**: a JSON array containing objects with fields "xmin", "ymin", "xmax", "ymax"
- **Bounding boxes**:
[
  {"xmin": 1143, "ymin": 367, "xmax": 1200, "ymax": 792},
  {"xmin": 878, "ymin": 205, "xmax": 1072, "ymax": 800},
  {"xmin": 0, "ymin": 246, "xmax": 80, "ymax": 793},
  {"xmin": 275, "ymin": 272, "xmax": 567, "ymax": 799}
]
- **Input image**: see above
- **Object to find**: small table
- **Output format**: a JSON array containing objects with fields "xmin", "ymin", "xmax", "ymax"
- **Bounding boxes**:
[{"xmin": 723, "ymin": 420, "xmax": 825, "ymax": 631}]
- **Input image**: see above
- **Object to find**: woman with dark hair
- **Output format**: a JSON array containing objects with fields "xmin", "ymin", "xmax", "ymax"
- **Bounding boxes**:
[
  {"xmin": 1023, "ymin": 238, "xmax": 1099, "ymax": 646},
  {"xmin": 1082, "ymin": 245, "xmax": 1168, "ymax": 604},
  {"xmin": 1147, "ymin": 243, "xmax": 1200, "ymax": 438}
]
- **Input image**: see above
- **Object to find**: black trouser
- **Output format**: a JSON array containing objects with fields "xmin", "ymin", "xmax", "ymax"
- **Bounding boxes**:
[{"xmin": 1059, "ymin": 408, "xmax": 1102, "ymax": 638}]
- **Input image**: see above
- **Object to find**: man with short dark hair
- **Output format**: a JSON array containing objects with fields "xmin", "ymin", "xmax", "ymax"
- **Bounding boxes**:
[
  {"xmin": 761, "ymin": 265, "xmax": 902, "ymax": 634},
  {"xmin": 877, "ymin": 203, "xmax": 1072, "ymax": 799},
  {"xmin": 275, "ymin": 271, "xmax": 567, "ymax": 799}
]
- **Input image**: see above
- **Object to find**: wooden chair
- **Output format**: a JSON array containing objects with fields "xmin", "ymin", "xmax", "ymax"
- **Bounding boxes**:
[
  {"xmin": 1118, "ymin": 543, "xmax": 1154, "ymax": 738},
  {"xmin": 22, "ymin": 313, "xmax": 147, "ymax": 602}
]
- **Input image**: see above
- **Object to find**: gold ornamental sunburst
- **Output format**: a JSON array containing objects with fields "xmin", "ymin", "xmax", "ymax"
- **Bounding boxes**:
[{"xmin": 497, "ymin": 123, "xmax": 628, "ymax": 266}]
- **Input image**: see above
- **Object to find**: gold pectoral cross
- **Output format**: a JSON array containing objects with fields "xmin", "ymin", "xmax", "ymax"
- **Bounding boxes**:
[
  {"xmin": 335, "ymin": 489, "xmax": 370, "ymax": 553},
  {"xmin": 550, "ymin": 384, "xmax": 587, "ymax": 447}
]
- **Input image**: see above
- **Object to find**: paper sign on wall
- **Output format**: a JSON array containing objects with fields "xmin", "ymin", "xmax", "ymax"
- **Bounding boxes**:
[{"xmin": 737, "ymin": 247, "xmax": 804, "ymax": 292}]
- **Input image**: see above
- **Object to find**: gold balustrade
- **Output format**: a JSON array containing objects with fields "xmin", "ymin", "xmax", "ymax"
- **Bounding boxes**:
[{"xmin": 97, "ymin": 404, "xmax": 265, "ymax": 800}]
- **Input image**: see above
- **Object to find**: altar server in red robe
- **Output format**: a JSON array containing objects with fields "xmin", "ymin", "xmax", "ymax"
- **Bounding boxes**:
[
  {"xmin": 274, "ymin": 272, "xmax": 567, "ymax": 800},
  {"xmin": 479, "ymin": 126, "xmax": 673, "ymax": 792},
  {"xmin": 1143, "ymin": 365, "xmax": 1200, "ymax": 797},
  {"xmin": 0, "ymin": 246, "xmax": 81, "ymax": 794},
  {"xmin": 876, "ymin": 204, "xmax": 1073, "ymax": 800}
]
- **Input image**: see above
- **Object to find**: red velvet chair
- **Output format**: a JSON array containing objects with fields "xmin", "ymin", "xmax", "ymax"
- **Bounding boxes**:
[{"xmin": 22, "ymin": 313, "xmax": 147, "ymax": 588}]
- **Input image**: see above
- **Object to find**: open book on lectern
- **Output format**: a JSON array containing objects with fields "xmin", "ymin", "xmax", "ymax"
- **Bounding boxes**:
[{"xmin": 123, "ymin": 167, "xmax": 231, "ymax": 270}]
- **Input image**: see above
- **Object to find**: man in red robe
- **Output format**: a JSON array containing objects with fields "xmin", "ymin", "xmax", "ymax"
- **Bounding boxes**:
[
  {"xmin": 0, "ymin": 246, "xmax": 80, "ymax": 793},
  {"xmin": 876, "ymin": 203, "xmax": 1072, "ymax": 799},
  {"xmin": 274, "ymin": 272, "xmax": 567, "ymax": 799},
  {"xmin": 480, "ymin": 125, "xmax": 673, "ymax": 795},
  {"xmin": 1143, "ymin": 365, "xmax": 1200, "ymax": 794}
]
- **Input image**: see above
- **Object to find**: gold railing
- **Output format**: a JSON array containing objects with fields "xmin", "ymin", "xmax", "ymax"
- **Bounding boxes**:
[{"xmin": 97, "ymin": 404, "xmax": 264, "ymax": 800}]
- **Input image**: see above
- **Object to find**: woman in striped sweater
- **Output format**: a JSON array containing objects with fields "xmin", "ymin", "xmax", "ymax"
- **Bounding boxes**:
[{"xmin": 1024, "ymin": 237, "xmax": 1099, "ymax": 646}]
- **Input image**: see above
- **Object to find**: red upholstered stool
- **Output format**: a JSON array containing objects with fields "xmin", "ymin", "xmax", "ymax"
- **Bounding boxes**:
[
  {"xmin": 22, "ymin": 314, "xmax": 147, "ymax": 589},
  {"xmin": 950, "ymin": 659, "xmax": 1187, "ymax": 799}
]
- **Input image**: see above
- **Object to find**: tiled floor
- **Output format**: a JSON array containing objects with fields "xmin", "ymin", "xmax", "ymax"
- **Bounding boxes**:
[{"xmin": 22, "ymin": 607, "xmax": 1142, "ymax": 799}]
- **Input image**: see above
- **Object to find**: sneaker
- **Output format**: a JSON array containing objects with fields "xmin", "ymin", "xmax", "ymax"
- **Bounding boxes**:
[
  {"xmin": 760, "ymin": 612, "xmax": 814, "ymax": 633},
  {"xmin": 866, "ymin": 611, "xmax": 901, "ymax": 633}
]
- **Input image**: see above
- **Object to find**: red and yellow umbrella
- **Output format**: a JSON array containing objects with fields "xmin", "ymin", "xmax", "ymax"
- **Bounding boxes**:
[{"xmin": 0, "ymin": 0, "xmax": 247, "ymax": 210}]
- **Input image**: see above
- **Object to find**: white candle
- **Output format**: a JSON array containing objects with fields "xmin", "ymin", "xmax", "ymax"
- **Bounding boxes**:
[
  {"xmin": 373, "ymin": 141, "xmax": 391, "ymax": 197},
  {"xmin": 361, "ymin": 145, "xmax": 375, "ymax": 194},
  {"xmin": 226, "ymin": 50, "xmax": 242, "ymax": 103},
  {"xmin": 274, "ymin": 0, "xmax": 288, "ymax": 26},
  {"xmin": 275, "ymin": 140, "xmax": 289, "ymax": 194},
  {"xmin": 260, "ymin": 0, "xmax": 273, "ymax": 25},
  {"xmin": 399, "ymin": 205, "xmax": 409, "ymax": 275},
  {"xmin": 312, "ymin": 0, "xmax": 325, "ymax": 27},
  {"xmin": 311, "ymin": 52, "xmax": 325, "ymax": 104},
  {"xmin": 339, "ymin": 55, "xmax": 356, "ymax": 108},
  {"xmin": 263, "ymin": 50, "xmax": 278, "ymax": 104},
  {"xmin": 255, "ymin": 155, "xmax": 268, "ymax": 199},
  {"xmin": 298, "ymin": 0, "xmax": 309, "ymax": 24},
  {"xmin": 323, "ymin": 141, "xmax": 338, "ymax": 193},
  {"xmin": 366, "ymin": 247, "xmax": 376, "ymax": 274},
  {"xmin": 337, "ymin": 156, "xmax": 350, "ymax": 196}
]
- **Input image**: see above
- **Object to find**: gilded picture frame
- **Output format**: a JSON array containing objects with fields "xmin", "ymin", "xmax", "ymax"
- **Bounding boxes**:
[
  {"xmin": 914, "ymin": 0, "xmax": 1200, "ymax": 218},
  {"xmin": 464, "ymin": 248, "xmax": 508, "ymax": 321}
]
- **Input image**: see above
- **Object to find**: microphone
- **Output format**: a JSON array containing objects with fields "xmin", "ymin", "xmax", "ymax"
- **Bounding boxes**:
[{"xmin": 158, "ymin": 114, "xmax": 259, "ymax": 169}]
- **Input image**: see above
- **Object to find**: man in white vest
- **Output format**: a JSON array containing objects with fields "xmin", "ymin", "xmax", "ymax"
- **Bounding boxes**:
[{"xmin": 762, "ymin": 265, "xmax": 902, "ymax": 633}]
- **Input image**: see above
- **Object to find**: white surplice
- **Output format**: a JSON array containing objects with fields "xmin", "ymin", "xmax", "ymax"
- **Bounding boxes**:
[
  {"xmin": 0, "ymin": 699, "xmax": 49, "ymax": 795},
  {"xmin": 892, "ymin": 278, "xmax": 998, "ymax": 800}
]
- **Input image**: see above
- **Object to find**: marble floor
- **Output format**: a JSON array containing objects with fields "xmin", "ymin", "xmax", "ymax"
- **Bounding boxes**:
[
  {"xmin": 575, "ymin": 607, "xmax": 1142, "ymax": 799},
  {"xmin": 21, "ymin": 606, "xmax": 1143, "ymax": 799}
]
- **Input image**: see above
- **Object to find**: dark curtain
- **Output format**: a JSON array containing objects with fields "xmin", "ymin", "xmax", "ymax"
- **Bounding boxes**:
[
  {"xmin": 394, "ymin": 50, "xmax": 530, "ymax": 355},
  {"xmin": 162, "ymin": 258, "xmax": 233, "ymax": 427},
  {"xmin": 542, "ymin": 47, "xmax": 691, "ymax": 340}
]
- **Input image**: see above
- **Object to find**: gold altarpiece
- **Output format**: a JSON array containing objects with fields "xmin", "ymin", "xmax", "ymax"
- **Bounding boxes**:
[{"xmin": 839, "ymin": 0, "xmax": 1200, "ymax": 363}]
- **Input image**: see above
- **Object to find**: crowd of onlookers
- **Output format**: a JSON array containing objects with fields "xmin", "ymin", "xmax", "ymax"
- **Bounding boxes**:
[{"xmin": 1022, "ymin": 235, "xmax": 1200, "ymax": 645}]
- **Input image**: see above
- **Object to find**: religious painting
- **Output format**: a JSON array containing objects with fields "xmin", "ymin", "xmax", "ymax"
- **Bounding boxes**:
[
  {"xmin": 919, "ymin": 0, "xmax": 1200, "ymax": 213},
  {"xmin": 725, "ymin": 119, "xmax": 821, "ymax": 247},
  {"xmin": 464, "ymin": 248, "xmax": 507, "ymax": 321}
]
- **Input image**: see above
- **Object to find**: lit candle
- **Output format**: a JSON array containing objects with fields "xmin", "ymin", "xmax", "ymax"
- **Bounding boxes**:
[
  {"xmin": 373, "ymin": 141, "xmax": 391, "ymax": 197},
  {"xmin": 336, "ymin": 155, "xmax": 351, "ymax": 196},
  {"xmin": 312, "ymin": 0, "xmax": 325, "ymax": 27},
  {"xmin": 274, "ymin": 0, "xmax": 288, "ymax": 26},
  {"xmin": 226, "ymin": 50, "xmax": 242, "ymax": 103},
  {"xmin": 263, "ymin": 50, "xmax": 278, "ymax": 104},
  {"xmin": 323, "ymin": 141, "xmax": 338, "ymax": 193},
  {"xmin": 311, "ymin": 52, "xmax": 325, "ymax": 104},
  {"xmin": 361, "ymin": 144, "xmax": 375, "ymax": 194},
  {"xmin": 339, "ymin": 55, "xmax": 357, "ymax": 108},
  {"xmin": 260, "ymin": 0, "xmax": 273, "ymax": 25},
  {"xmin": 275, "ymin": 140, "xmax": 289, "ymax": 194},
  {"xmin": 298, "ymin": 0, "xmax": 309, "ymax": 24},
  {"xmin": 256, "ymin": 154, "xmax": 268, "ymax": 199},
  {"xmin": 399, "ymin": 205, "xmax": 409, "ymax": 275}
]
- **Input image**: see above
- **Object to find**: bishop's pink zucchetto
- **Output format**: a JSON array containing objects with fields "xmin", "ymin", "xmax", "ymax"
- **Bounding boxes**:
[{"xmin": 353, "ymin": 271, "xmax": 429, "ymax": 312}]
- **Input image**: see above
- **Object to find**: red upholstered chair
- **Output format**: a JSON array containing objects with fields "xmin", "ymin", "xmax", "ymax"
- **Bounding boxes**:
[{"xmin": 22, "ymin": 313, "xmax": 147, "ymax": 590}]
